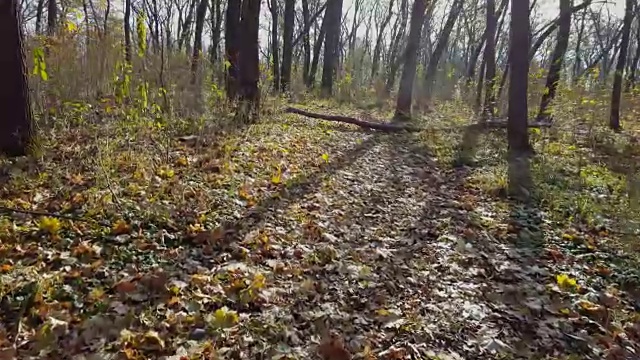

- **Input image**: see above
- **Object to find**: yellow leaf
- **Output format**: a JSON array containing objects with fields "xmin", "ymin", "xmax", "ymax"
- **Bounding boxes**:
[
  {"xmin": 271, "ymin": 167, "xmax": 282, "ymax": 185},
  {"xmin": 578, "ymin": 300, "xmax": 602, "ymax": 312},
  {"xmin": 88, "ymin": 287, "xmax": 105, "ymax": 302},
  {"xmin": 556, "ymin": 274, "xmax": 577, "ymax": 289},
  {"xmin": 321, "ymin": 153, "xmax": 330, "ymax": 163},
  {"xmin": 375, "ymin": 309, "xmax": 390, "ymax": 316},
  {"xmin": 39, "ymin": 217, "xmax": 61, "ymax": 235},
  {"xmin": 175, "ymin": 157, "xmax": 189, "ymax": 167},
  {"xmin": 213, "ymin": 307, "xmax": 239, "ymax": 328},
  {"xmin": 559, "ymin": 308, "xmax": 571, "ymax": 315}
]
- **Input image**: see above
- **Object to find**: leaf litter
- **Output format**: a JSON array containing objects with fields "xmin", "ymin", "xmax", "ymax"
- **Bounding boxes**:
[{"xmin": 0, "ymin": 106, "xmax": 639, "ymax": 359}]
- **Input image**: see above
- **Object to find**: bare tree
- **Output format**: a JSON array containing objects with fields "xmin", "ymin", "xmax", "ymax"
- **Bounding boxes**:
[
  {"xmin": 269, "ymin": 0, "xmax": 280, "ymax": 91},
  {"xmin": 610, "ymin": 0, "xmax": 633, "ymax": 131},
  {"xmin": 394, "ymin": 0, "xmax": 427, "ymax": 120},
  {"xmin": 0, "ymin": 0, "xmax": 33, "ymax": 157},
  {"xmin": 535, "ymin": 0, "xmax": 571, "ymax": 123}
]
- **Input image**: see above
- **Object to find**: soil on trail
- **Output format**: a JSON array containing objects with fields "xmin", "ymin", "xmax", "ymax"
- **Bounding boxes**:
[{"xmin": 0, "ymin": 111, "xmax": 638, "ymax": 359}]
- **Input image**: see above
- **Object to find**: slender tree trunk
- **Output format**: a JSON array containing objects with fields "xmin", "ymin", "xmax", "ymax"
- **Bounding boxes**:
[
  {"xmin": 384, "ymin": 0, "xmax": 409, "ymax": 95},
  {"xmin": 302, "ymin": 0, "xmax": 311, "ymax": 85},
  {"xmin": 508, "ymin": 0, "xmax": 532, "ymax": 201},
  {"xmin": 572, "ymin": 10, "xmax": 587, "ymax": 82},
  {"xmin": 124, "ymin": 0, "xmax": 132, "ymax": 64},
  {"xmin": 0, "ymin": 0, "xmax": 33, "ymax": 157},
  {"xmin": 47, "ymin": 0, "xmax": 57, "ymax": 36},
  {"xmin": 625, "ymin": 9, "xmax": 640, "ymax": 92},
  {"xmin": 308, "ymin": 16, "xmax": 326, "ymax": 87},
  {"xmin": 236, "ymin": 0, "xmax": 261, "ymax": 121},
  {"xmin": 423, "ymin": 0, "xmax": 463, "ymax": 103},
  {"xmin": 610, "ymin": 0, "xmax": 634, "ymax": 131},
  {"xmin": 191, "ymin": 0, "xmax": 208, "ymax": 84},
  {"xmin": 483, "ymin": 0, "xmax": 497, "ymax": 118},
  {"xmin": 281, "ymin": 0, "xmax": 295, "ymax": 91},
  {"xmin": 535, "ymin": 0, "xmax": 571, "ymax": 123},
  {"xmin": 370, "ymin": 0, "xmax": 394, "ymax": 80},
  {"xmin": 225, "ymin": 0, "xmax": 241, "ymax": 100},
  {"xmin": 35, "ymin": 0, "xmax": 45, "ymax": 34},
  {"xmin": 209, "ymin": 0, "xmax": 222, "ymax": 67},
  {"xmin": 394, "ymin": 0, "xmax": 428, "ymax": 120},
  {"xmin": 321, "ymin": 0, "xmax": 343, "ymax": 96},
  {"xmin": 178, "ymin": 0, "xmax": 198, "ymax": 51},
  {"xmin": 270, "ymin": 0, "xmax": 280, "ymax": 91}
]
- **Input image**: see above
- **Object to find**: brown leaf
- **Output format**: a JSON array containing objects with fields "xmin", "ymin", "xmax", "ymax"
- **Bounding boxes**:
[
  {"xmin": 318, "ymin": 332, "xmax": 352, "ymax": 360},
  {"xmin": 114, "ymin": 280, "xmax": 138, "ymax": 294}
]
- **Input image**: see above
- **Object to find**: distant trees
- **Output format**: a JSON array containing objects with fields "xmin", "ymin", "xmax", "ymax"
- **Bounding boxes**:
[{"xmin": 0, "ymin": 0, "xmax": 32, "ymax": 157}]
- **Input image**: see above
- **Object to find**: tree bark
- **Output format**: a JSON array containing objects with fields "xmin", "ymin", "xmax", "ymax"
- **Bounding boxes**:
[
  {"xmin": 209, "ymin": 0, "xmax": 223, "ymax": 65},
  {"xmin": 625, "ymin": 6, "xmax": 640, "ymax": 92},
  {"xmin": 47, "ymin": 0, "xmax": 57, "ymax": 36},
  {"xmin": 394, "ymin": 0, "xmax": 428, "ymax": 120},
  {"xmin": 483, "ymin": 0, "xmax": 497, "ymax": 118},
  {"xmin": 384, "ymin": 0, "xmax": 409, "ymax": 95},
  {"xmin": 190, "ymin": 0, "xmax": 208, "ymax": 84},
  {"xmin": 280, "ymin": 0, "xmax": 295, "ymax": 92},
  {"xmin": 0, "ymin": 0, "xmax": 33, "ymax": 157},
  {"xmin": 124, "ymin": 0, "xmax": 132, "ymax": 64},
  {"xmin": 269, "ymin": 0, "xmax": 280, "ymax": 91},
  {"xmin": 301, "ymin": 0, "xmax": 311, "ymax": 85},
  {"xmin": 321, "ymin": 0, "xmax": 344, "ymax": 96},
  {"xmin": 535, "ymin": 0, "xmax": 571, "ymax": 123},
  {"xmin": 507, "ymin": 0, "xmax": 532, "ymax": 201},
  {"xmin": 610, "ymin": 0, "xmax": 633, "ymax": 131},
  {"xmin": 236, "ymin": 0, "xmax": 260, "ymax": 121},
  {"xmin": 35, "ymin": 0, "xmax": 45, "ymax": 34},
  {"xmin": 225, "ymin": 0, "xmax": 241, "ymax": 100}
]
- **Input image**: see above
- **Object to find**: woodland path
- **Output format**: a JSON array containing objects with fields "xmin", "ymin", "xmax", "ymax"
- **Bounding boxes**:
[{"xmin": 0, "ymin": 108, "xmax": 636, "ymax": 359}]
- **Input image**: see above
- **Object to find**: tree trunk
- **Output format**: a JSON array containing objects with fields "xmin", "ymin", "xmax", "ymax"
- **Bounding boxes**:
[
  {"xmin": 394, "ymin": 0, "xmax": 427, "ymax": 120},
  {"xmin": 308, "ymin": 16, "xmax": 326, "ymax": 88},
  {"xmin": 270, "ymin": 0, "xmax": 280, "ymax": 91},
  {"xmin": 191, "ymin": 0, "xmax": 208, "ymax": 84},
  {"xmin": 423, "ymin": 0, "xmax": 463, "ymax": 103},
  {"xmin": 209, "ymin": 0, "xmax": 223, "ymax": 68},
  {"xmin": 572, "ymin": 9, "xmax": 587, "ymax": 82},
  {"xmin": 483, "ymin": 0, "xmax": 497, "ymax": 118},
  {"xmin": 321, "ymin": 0, "xmax": 343, "ymax": 96},
  {"xmin": 625, "ymin": 8, "xmax": 640, "ymax": 92},
  {"xmin": 610, "ymin": 0, "xmax": 633, "ymax": 131},
  {"xmin": 47, "ymin": 0, "xmax": 57, "ymax": 36},
  {"xmin": 225, "ymin": 0, "xmax": 241, "ymax": 100},
  {"xmin": 280, "ymin": 0, "xmax": 295, "ymax": 92},
  {"xmin": 35, "ymin": 0, "xmax": 45, "ymax": 34},
  {"xmin": 535, "ymin": 0, "xmax": 571, "ymax": 123},
  {"xmin": 370, "ymin": 0, "xmax": 394, "ymax": 81},
  {"xmin": 301, "ymin": 0, "xmax": 311, "ymax": 85},
  {"xmin": 236, "ymin": 0, "xmax": 260, "ymax": 121},
  {"xmin": 0, "ymin": 0, "xmax": 33, "ymax": 157},
  {"xmin": 384, "ymin": 0, "xmax": 409, "ymax": 95},
  {"xmin": 124, "ymin": 0, "xmax": 132, "ymax": 64},
  {"xmin": 507, "ymin": 0, "xmax": 532, "ymax": 201}
]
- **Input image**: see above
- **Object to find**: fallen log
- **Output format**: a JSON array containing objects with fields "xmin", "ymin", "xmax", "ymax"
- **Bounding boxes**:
[{"xmin": 284, "ymin": 107, "xmax": 422, "ymax": 133}]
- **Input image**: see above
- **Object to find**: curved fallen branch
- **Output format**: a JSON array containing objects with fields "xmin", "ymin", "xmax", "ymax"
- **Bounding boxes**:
[{"xmin": 285, "ymin": 107, "xmax": 422, "ymax": 133}]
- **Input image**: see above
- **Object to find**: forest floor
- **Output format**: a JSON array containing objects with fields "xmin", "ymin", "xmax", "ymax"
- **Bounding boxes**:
[{"xmin": 1, "ymin": 98, "xmax": 640, "ymax": 359}]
